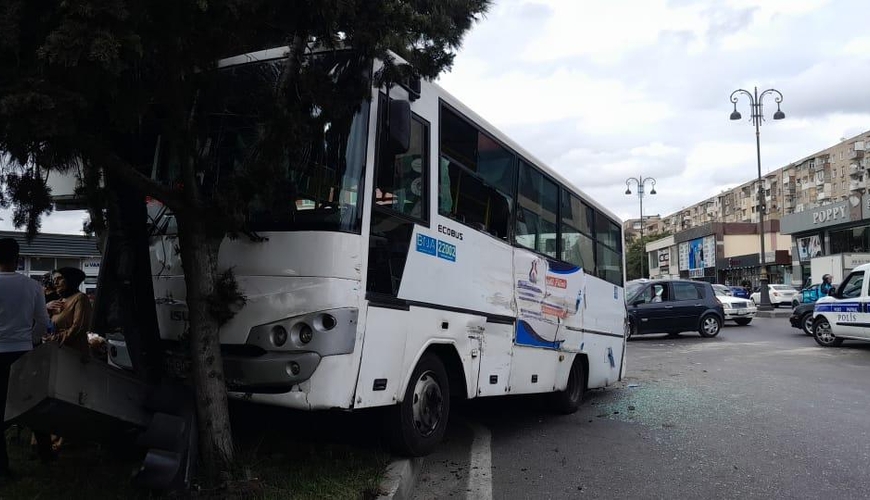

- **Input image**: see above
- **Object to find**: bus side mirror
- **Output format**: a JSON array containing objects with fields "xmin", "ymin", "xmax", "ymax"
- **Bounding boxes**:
[{"xmin": 388, "ymin": 99, "xmax": 411, "ymax": 154}]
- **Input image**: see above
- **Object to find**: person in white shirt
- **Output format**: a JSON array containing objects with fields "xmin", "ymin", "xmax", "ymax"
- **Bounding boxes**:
[{"xmin": 0, "ymin": 238, "xmax": 49, "ymax": 480}]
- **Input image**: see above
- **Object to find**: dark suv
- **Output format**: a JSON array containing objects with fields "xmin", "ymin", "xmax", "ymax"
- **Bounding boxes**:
[{"xmin": 625, "ymin": 279, "xmax": 725, "ymax": 340}]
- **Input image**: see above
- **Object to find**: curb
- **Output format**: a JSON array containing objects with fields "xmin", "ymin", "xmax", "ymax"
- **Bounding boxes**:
[
  {"xmin": 755, "ymin": 310, "xmax": 793, "ymax": 318},
  {"xmin": 376, "ymin": 457, "xmax": 424, "ymax": 500}
]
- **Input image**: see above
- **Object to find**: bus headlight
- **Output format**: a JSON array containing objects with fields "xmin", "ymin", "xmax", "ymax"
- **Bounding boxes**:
[
  {"xmin": 271, "ymin": 325, "xmax": 288, "ymax": 347},
  {"xmin": 298, "ymin": 323, "xmax": 314, "ymax": 344},
  {"xmin": 319, "ymin": 314, "xmax": 337, "ymax": 331},
  {"xmin": 247, "ymin": 307, "xmax": 358, "ymax": 355}
]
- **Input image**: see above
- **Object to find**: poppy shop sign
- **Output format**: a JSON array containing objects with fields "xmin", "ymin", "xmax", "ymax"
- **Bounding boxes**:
[{"xmin": 781, "ymin": 201, "xmax": 852, "ymax": 234}]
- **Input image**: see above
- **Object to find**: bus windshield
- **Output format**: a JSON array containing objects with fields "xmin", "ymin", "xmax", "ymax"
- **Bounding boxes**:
[{"xmin": 154, "ymin": 51, "xmax": 371, "ymax": 234}]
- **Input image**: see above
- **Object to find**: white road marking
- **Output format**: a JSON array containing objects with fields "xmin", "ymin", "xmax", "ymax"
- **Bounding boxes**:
[{"xmin": 466, "ymin": 421, "xmax": 493, "ymax": 500}]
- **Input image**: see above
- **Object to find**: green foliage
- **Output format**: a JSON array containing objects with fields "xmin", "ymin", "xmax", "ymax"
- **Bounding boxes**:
[
  {"xmin": 208, "ymin": 268, "xmax": 247, "ymax": 326},
  {"xmin": 0, "ymin": 0, "xmax": 491, "ymax": 236},
  {"xmin": 2, "ymin": 167, "xmax": 53, "ymax": 235}
]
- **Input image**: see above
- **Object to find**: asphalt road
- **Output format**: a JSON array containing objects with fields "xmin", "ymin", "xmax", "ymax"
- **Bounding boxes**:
[{"xmin": 413, "ymin": 315, "xmax": 870, "ymax": 500}]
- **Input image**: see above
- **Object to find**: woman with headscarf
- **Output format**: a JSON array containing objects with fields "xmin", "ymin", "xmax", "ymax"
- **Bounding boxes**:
[
  {"xmin": 32, "ymin": 268, "xmax": 92, "ymax": 462},
  {"xmin": 44, "ymin": 267, "xmax": 92, "ymax": 355}
]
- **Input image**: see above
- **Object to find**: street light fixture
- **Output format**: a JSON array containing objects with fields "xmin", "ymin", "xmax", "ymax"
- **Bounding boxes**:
[
  {"xmin": 625, "ymin": 176, "xmax": 657, "ymax": 279},
  {"xmin": 729, "ymin": 86, "xmax": 785, "ymax": 311}
]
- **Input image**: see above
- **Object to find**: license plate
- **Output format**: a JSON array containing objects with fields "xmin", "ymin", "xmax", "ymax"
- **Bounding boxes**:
[
  {"xmin": 734, "ymin": 309, "xmax": 747, "ymax": 315},
  {"xmin": 164, "ymin": 352, "xmax": 191, "ymax": 379}
]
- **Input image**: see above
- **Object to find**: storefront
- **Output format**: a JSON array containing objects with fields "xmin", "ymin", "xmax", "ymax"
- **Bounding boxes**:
[
  {"xmin": 645, "ymin": 235, "xmax": 678, "ymax": 279},
  {"xmin": 648, "ymin": 222, "xmax": 792, "ymax": 286},
  {"xmin": 780, "ymin": 197, "xmax": 870, "ymax": 286},
  {"xmin": 715, "ymin": 251, "xmax": 791, "ymax": 289},
  {"xmin": 677, "ymin": 233, "xmax": 717, "ymax": 282}
]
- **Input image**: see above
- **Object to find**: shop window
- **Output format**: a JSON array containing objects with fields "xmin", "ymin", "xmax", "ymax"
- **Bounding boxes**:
[
  {"xmin": 830, "ymin": 226, "xmax": 870, "ymax": 254},
  {"xmin": 56, "ymin": 258, "xmax": 81, "ymax": 270},
  {"xmin": 29, "ymin": 257, "xmax": 54, "ymax": 272}
]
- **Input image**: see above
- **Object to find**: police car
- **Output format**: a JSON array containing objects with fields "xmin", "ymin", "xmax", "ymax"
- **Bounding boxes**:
[{"xmin": 812, "ymin": 263, "xmax": 870, "ymax": 347}]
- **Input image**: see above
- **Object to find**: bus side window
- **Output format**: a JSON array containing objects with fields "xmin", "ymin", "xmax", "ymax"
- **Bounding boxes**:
[
  {"xmin": 515, "ymin": 161, "xmax": 558, "ymax": 258},
  {"xmin": 438, "ymin": 105, "xmax": 513, "ymax": 239},
  {"xmin": 439, "ymin": 159, "xmax": 510, "ymax": 238},
  {"xmin": 560, "ymin": 190, "xmax": 596, "ymax": 273},
  {"xmin": 596, "ymin": 217, "xmax": 623, "ymax": 286}
]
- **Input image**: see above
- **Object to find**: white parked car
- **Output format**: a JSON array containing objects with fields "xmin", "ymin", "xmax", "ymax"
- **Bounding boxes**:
[
  {"xmin": 750, "ymin": 284, "xmax": 798, "ymax": 308},
  {"xmin": 812, "ymin": 265, "xmax": 870, "ymax": 347},
  {"xmin": 713, "ymin": 285, "xmax": 757, "ymax": 325}
]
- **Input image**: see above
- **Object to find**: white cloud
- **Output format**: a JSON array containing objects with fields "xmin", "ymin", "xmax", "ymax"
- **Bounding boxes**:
[
  {"xmin": 440, "ymin": 0, "xmax": 870, "ymax": 223},
  {"xmin": 517, "ymin": 0, "xmax": 710, "ymax": 64},
  {"xmin": 843, "ymin": 36, "xmax": 870, "ymax": 56}
]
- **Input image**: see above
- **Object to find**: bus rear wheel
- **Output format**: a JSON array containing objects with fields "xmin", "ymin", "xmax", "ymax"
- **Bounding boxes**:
[
  {"xmin": 388, "ymin": 353, "xmax": 450, "ymax": 457},
  {"xmin": 551, "ymin": 358, "xmax": 586, "ymax": 414}
]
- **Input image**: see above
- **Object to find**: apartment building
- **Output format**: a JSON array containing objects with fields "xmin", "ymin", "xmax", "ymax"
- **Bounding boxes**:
[
  {"xmin": 646, "ymin": 129, "xmax": 870, "ymax": 286},
  {"xmin": 622, "ymin": 214, "xmax": 662, "ymax": 241},
  {"xmin": 656, "ymin": 130, "xmax": 870, "ymax": 234}
]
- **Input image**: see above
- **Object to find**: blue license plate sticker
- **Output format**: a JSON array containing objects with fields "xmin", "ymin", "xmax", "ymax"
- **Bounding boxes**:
[
  {"xmin": 437, "ymin": 240, "xmax": 456, "ymax": 262},
  {"xmin": 416, "ymin": 234, "xmax": 437, "ymax": 256}
]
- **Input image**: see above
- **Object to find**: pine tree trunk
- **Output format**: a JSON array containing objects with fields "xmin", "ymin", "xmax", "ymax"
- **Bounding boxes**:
[{"xmin": 176, "ymin": 219, "xmax": 234, "ymax": 480}]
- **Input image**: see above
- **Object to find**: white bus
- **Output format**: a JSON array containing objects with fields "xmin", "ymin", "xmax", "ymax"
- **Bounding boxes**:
[{"xmin": 147, "ymin": 47, "xmax": 627, "ymax": 456}]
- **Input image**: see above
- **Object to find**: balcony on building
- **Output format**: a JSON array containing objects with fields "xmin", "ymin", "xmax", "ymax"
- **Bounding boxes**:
[{"xmin": 850, "ymin": 178, "xmax": 867, "ymax": 191}]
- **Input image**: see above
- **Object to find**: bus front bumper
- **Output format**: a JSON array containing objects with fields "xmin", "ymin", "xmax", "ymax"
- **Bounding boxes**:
[{"xmin": 223, "ymin": 351, "xmax": 321, "ymax": 394}]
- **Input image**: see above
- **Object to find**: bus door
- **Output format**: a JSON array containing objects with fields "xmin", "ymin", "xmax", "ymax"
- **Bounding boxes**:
[{"xmin": 366, "ymin": 94, "xmax": 430, "ymax": 297}]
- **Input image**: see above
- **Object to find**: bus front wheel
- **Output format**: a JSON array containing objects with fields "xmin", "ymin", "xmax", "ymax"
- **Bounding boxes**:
[{"xmin": 388, "ymin": 353, "xmax": 450, "ymax": 457}]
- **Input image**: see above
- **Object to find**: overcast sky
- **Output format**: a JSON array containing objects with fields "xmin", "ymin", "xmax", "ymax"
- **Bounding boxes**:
[
  {"xmin": 436, "ymin": 0, "xmax": 870, "ymax": 222},
  {"xmin": 4, "ymin": 0, "xmax": 870, "ymax": 234}
]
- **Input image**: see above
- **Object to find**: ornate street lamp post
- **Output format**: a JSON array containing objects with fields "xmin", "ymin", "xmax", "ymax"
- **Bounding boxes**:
[
  {"xmin": 625, "ymin": 176, "xmax": 657, "ymax": 279},
  {"xmin": 730, "ymin": 87, "xmax": 785, "ymax": 311}
]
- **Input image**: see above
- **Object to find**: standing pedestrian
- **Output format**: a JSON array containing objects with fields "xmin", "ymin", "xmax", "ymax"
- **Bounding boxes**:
[
  {"xmin": 0, "ymin": 238, "xmax": 49, "ymax": 482},
  {"xmin": 44, "ymin": 267, "xmax": 92, "ymax": 355}
]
